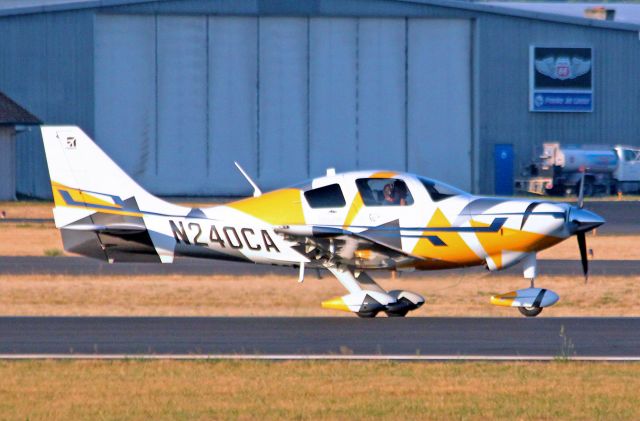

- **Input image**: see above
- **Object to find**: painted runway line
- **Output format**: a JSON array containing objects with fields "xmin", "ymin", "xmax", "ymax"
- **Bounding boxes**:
[{"xmin": 0, "ymin": 354, "xmax": 639, "ymax": 361}]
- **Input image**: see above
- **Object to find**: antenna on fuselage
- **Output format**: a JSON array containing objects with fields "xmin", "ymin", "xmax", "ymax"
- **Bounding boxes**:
[{"xmin": 234, "ymin": 162, "xmax": 262, "ymax": 197}]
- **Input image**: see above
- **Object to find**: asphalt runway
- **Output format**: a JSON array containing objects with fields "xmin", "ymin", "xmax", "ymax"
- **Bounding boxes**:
[
  {"xmin": 1, "ymin": 256, "xmax": 638, "ymax": 277},
  {"xmin": 0, "ymin": 317, "xmax": 638, "ymax": 359}
]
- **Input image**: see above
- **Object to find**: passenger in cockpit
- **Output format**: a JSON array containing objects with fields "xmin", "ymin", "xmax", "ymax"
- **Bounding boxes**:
[{"xmin": 393, "ymin": 181, "xmax": 408, "ymax": 206}]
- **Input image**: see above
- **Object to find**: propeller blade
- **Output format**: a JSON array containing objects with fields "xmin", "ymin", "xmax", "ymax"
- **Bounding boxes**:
[
  {"xmin": 577, "ymin": 171, "xmax": 585, "ymax": 209},
  {"xmin": 577, "ymin": 231, "xmax": 588, "ymax": 283}
]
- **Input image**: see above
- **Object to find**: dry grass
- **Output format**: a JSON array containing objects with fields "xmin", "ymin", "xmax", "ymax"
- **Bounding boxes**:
[
  {"xmin": 0, "ymin": 201, "xmax": 53, "ymax": 219},
  {"xmin": 0, "ymin": 360, "xmax": 638, "ymax": 420},
  {"xmin": 538, "ymin": 232, "xmax": 636, "ymax": 260},
  {"xmin": 0, "ymin": 272, "xmax": 638, "ymax": 317},
  {"xmin": 0, "ymin": 224, "xmax": 63, "ymax": 256}
]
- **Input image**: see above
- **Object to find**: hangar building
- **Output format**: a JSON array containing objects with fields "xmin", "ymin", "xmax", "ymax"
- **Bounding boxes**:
[{"xmin": 1, "ymin": 0, "xmax": 639, "ymax": 198}]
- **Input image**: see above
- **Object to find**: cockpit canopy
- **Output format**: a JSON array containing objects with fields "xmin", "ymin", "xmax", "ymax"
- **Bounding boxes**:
[
  {"xmin": 416, "ymin": 176, "xmax": 467, "ymax": 202},
  {"xmin": 300, "ymin": 171, "xmax": 468, "ymax": 210}
]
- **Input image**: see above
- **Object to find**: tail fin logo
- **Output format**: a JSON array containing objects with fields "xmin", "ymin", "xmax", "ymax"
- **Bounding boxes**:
[{"xmin": 65, "ymin": 136, "xmax": 77, "ymax": 149}]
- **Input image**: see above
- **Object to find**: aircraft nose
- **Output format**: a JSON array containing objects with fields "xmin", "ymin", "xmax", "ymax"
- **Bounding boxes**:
[{"xmin": 568, "ymin": 207, "xmax": 605, "ymax": 234}]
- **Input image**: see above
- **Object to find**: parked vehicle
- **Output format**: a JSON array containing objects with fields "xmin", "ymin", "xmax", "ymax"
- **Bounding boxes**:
[{"xmin": 515, "ymin": 142, "xmax": 640, "ymax": 196}]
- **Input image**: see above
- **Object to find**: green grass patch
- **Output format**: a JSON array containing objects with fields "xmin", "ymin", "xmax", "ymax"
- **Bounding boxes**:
[{"xmin": 43, "ymin": 248, "xmax": 63, "ymax": 257}]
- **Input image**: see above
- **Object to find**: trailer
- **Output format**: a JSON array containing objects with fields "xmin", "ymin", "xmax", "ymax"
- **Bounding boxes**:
[{"xmin": 515, "ymin": 143, "xmax": 640, "ymax": 196}]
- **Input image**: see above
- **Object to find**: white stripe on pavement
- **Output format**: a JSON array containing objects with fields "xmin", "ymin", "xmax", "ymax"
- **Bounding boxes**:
[{"xmin": 0, "ymin": 354, "xmax": 638, "ymax": 361}]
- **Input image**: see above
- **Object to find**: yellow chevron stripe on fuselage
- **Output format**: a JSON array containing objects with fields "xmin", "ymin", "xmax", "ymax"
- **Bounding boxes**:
[
  {"xmin": 343, "ymin": 192, "xmax": 364, "ymax": 229},
  {"xmin": 227, "ymin": 189, "xmax": 305, "ymax": 225},
  {"xmin": 369, "ymin": 171, "xmax": 397, "ymax": 179},
  {"xmin": 412, "ymin": 208, "xmax": 482, "ymax": 267}
]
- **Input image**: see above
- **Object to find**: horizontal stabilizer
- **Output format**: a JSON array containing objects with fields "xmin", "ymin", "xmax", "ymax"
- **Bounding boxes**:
[{"xmin": 63, "ymin": 222, "xmax": 147, "ymax": 234}]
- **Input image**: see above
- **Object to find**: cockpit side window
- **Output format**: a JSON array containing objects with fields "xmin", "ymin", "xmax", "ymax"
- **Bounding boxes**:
[
  {"xmin": 304, "ymin": 183, "xmax": 346, "ymax": 208},
  {"xmin": 418, "ymin": 176, "xmax": 465, "ymax": 202},
  {"xmin": 623, "ymin": 149, "xmax": 637, "ymax": 162},
  {"xmin": 355, "ymin": 178, "xmax": 414, "ymax": 206}
]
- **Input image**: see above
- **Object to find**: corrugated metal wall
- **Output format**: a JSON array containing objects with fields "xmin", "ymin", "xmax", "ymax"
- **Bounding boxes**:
[
  {"xmin": 94, "ymin": 15, "xmax": 472, "ymax": 195},
  {"xmin": 1, "ymin": 0, "xmax": 639, "ymax": 197},
  {"xmin": 0, "ymin": 10, "xmax": 94, "ymax": 198},
  {"xmin": 477, "ymin": 15, "xmax": 640, "ymax": 193},
  {"xmin": 0, "ymin": 128, "xmax": 16, "ymax": 200}
]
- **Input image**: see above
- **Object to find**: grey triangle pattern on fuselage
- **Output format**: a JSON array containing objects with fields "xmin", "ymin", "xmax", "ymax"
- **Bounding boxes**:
[{"xmin": 360, "ymin": 219, "xmax": 403, "ymax": 250}]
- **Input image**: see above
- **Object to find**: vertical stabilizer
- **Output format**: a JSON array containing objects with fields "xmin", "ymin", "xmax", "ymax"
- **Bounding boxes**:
[
  {"xmin": 41, "ymin": 126, "xmax": 186, "ymax": 227},
  {"xmin": 41, "ymin": 126, "xmax": 188, "ymax": 262}
]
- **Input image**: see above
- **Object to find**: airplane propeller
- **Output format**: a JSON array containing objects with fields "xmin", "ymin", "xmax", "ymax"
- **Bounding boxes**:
[
  {"xmin": 570, "ymin": 171, "xmax": 604, "ymax": 284},
  {"xmin": 577, "ymin": 230, "xmax": 588, "ymax": 283},
  {"xmin": 577, "ymin": 171, "xmax": 588, "ymax": 283},
  {"xmin": 577, "ymin": 169, "xmax": 585, "ymax": 209}
]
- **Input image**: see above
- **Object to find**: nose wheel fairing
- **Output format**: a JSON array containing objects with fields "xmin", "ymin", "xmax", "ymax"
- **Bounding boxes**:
[
  {"xmin": 491, "ymin": 287, "xmax": 559, "ymax": 309},
  {"xmin": 491, "ymin": 253, "xmax": 560, "ymax": 317}
]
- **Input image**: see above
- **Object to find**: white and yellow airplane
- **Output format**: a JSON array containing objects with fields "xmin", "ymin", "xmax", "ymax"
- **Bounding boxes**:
[{"xmin": 42, "ymin": 126, "xmax": 604, "ymax": 318}]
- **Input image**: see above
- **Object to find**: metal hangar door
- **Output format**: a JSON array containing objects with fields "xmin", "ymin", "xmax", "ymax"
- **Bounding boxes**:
[{"xmin": 94, "ymin": 16, "xmax": 472, "ymax": 195}]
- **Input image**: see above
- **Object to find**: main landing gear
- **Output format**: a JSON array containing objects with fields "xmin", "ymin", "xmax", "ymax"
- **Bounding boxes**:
[{"xmin": 320, "ymin": 266, "xmax": 425, "ymax": 318}]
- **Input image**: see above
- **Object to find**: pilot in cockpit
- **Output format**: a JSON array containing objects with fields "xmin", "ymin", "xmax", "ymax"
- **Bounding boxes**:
[{"xmin": 382, "ymin": 181, "xmax": 407, "ymax": 206}]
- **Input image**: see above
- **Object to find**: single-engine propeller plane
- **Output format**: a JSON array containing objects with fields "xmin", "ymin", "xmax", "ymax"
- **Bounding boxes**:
[{"xmin": 42, "ymin": 126, "xmax": 604, "ymax": 317}]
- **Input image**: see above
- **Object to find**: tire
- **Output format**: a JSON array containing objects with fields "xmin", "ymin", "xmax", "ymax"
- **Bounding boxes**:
[
  {"xmin": 356, "ymin": 311, "xmax": 379, "ymax": 318},
  {"xmin": 583, "ymin": 181, "xmax": 594, "ymax": 197},
  {"xmin": 385, "ymin": 310, "xmax": 408, "ymax": 318},
  {"xmin": 518, "ymin": 306, "xmax": 543, "ymax": 317}
]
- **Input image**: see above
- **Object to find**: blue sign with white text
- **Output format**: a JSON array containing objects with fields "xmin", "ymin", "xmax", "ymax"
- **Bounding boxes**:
[{"xmin": 531, "ymin": 92, "xmax": 593, "ymax": 112}]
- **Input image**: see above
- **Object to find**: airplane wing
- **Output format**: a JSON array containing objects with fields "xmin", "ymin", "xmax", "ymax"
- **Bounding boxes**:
[{"xmin": 275, "ymin": 222, "xmax": 424, "ymax": 269}]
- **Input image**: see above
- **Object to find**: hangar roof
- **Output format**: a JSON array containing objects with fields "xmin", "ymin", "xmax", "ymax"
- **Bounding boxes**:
[
  {"xmin": 0, "ymin": 0, "xmax": 638, "ymax": 31},
  {"xmin": 486, "ymin": 2, "xmax": 640, "ymax": 25},
  {"xmin": 0, "ymin": 0, "xmax": 156, "ymax": 15},
  {"xmin": 0, "ymin": 92, "xmax": 41, "ymax": 125}
]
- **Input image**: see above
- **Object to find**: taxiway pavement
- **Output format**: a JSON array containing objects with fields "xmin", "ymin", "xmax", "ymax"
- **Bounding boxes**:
[
  {"xmin": 0, "ymin": 256, "xmax": 638, "ymax": 277},
  {"xmin": 0, "ymin": 317, "xmax": 638, "ymax": 359}
]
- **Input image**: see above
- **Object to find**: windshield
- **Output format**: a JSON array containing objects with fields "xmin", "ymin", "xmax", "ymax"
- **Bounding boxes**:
[{"xmin": 417, "ymin": 176, "xmax": 467, "ymax": 202}]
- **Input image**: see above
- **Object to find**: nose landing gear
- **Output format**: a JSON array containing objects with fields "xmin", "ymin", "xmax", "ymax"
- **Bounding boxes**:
[
  {"xmin": 490, "ymin": 253, "xmax": 559, "ymax": 317},
  {"xmin": 518, "ymin": 305, "xmax": 543, "ymax": 318}
]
